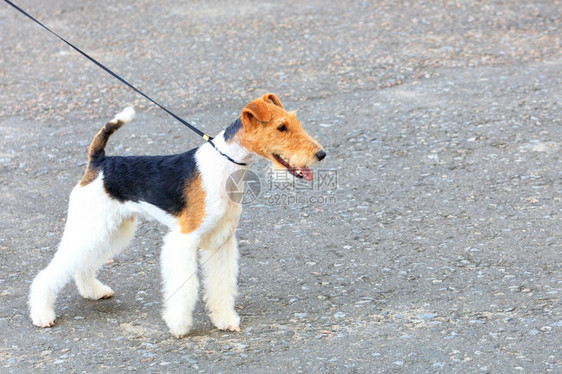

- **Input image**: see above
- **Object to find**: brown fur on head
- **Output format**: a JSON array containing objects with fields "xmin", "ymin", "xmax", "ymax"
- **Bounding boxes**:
[{"xmin": 237, "ymin": 93, "xmax": 325, "ymax": 181}]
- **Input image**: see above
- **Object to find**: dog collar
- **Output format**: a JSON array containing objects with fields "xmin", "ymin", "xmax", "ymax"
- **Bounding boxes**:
[{"xmin": 206, "ymin": 138, "xmax": 248, "ymax": 166}]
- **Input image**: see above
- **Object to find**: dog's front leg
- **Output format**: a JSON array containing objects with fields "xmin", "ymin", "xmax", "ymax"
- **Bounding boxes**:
[
  {"xmin": 160, "ymin": 229, "xmax": 200, "ymax": 338},
  {"xmin": 200, "ymin": 232, "xmax": 240, "ymax": 332}
]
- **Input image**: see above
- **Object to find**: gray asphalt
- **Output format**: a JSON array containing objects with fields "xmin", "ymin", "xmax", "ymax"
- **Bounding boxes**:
[{"xmin": 1, "ymin": 0, "xmax": 560, "ymax": 372}]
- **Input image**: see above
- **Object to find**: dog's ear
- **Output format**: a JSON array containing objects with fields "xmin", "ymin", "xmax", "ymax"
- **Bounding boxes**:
[
  {"xmin": 262, "ymin": 93, "xmax": 284, "ymax": 109},
  {"xmin": 242, "ymin": 98, "xmax": 271, "ymax": 123}
]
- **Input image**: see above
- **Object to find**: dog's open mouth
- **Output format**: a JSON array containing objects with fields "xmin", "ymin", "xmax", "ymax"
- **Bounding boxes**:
[{"xmin": 273, "ymin": 154, "xmax": 313, "ymax": 181}]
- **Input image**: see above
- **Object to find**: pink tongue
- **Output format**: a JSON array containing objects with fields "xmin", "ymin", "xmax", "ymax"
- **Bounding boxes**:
[{"xmin": 300, "ymin": 166, "xmax": 313, "ymax": 182}]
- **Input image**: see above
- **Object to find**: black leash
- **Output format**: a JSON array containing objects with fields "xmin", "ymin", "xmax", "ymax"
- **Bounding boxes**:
[{"xmin": 4, "ymin": 0, "xmax": 247, "ymax": 166}]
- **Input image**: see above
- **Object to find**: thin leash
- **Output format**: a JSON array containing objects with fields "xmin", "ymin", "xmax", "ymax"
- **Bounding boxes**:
[{"xmin": 3, "ymin": 0, "xmax": 247, "ymax": 166}]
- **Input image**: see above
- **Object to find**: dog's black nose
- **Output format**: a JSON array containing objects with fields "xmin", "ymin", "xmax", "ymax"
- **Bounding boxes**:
[{"xmin": 316, "ymin": 150, "xmax": 326, "ymax": 161}]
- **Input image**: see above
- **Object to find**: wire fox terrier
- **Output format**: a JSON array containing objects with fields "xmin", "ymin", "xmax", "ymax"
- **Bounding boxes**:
[{"xmin": 29, "ymin": 93, "xmax": 326, "ymax": 338}]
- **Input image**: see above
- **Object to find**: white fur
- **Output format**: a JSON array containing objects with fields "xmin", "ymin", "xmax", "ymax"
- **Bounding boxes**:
[
  {"xmin": 29, "ymin": 133, "xmax": 251, "ymax": 337},
  {"xmin": 160, "ymin": 229, "xmax": 199, "ymax": 338},
  {"xmin": 30, "ymin": 175, "xmax": 134, "ymax": 327},
  {"xmin": 125, "ymin": 201, "xmax": 178, "ymax": 228},
  {"xmin": 111, "ymin": 106, "xmax": 135, "ymax": 124}
]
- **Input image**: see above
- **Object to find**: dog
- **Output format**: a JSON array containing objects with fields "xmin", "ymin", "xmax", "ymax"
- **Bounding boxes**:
[{"xmin": 29, "ymin": 93, "xmax": 326, "ymax": 337}]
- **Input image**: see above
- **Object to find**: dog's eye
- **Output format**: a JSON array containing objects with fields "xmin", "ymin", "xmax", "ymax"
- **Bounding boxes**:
[{"xmin": 277, "ymin": 124, "xmax": 287, "ymax": 132}]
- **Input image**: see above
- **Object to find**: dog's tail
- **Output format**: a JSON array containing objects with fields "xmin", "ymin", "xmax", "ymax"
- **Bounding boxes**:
[{"xmin": 87, "ymin": 106, "xmax": 135, "ymax": 161}]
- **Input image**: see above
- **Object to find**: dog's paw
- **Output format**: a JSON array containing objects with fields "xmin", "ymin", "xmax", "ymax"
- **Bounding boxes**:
[
  {"xmin": 210, "ymin": 310, "xmax": 240, "ymax": 332},
  {"xmin": 31, "ymin": 310, "xmax": 56, "ymax": 328},
  {"xmin": 99, "ymin": 287, "xmax": 115, "ymax": 299},
  {"xmin": 167, "ymin": 323, "xmax": 191, "ymax": 339},
  {"xmin": 79, "ymin": 283, "xmax": 115, "ymax": 300},
  {"xmin": 163, "ymin": 310, "xmax": 192, "ymax": 339},
  {"xmin": 225, "ymin": 324, "xmax": 241, "ymax": 332}
]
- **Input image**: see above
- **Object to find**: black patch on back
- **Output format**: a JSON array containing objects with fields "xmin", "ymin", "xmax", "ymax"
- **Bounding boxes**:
[
  {"xmin": 223, "ymin": 118, "xmax": 242, "ymax": 141},
  {"xmin": 94, "ymin": 148, "xmax": 199, "ymax": 216}
]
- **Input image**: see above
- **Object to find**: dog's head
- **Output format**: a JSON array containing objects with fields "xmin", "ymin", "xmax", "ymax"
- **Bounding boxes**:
[{"xmin": 237, "ymin": 93, "xmax": 325, "ymax": 181}]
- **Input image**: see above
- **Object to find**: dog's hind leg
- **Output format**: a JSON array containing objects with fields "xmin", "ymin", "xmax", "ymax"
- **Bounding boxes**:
[
  {"xmin": 74, "ymin": 217, "xmax": 136, "ymax": 300},
  {"xmin": 29, "ymin": 236, "xmax": 76, "ymax": 327},
  {"xmin": 29, "ymin": 180, "xmax": 122, "ymax": 327}
]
